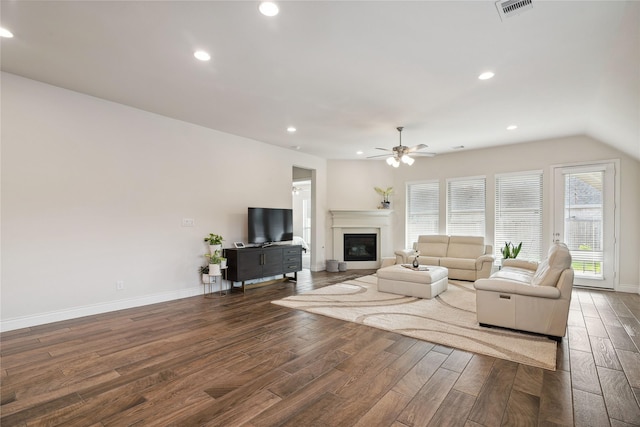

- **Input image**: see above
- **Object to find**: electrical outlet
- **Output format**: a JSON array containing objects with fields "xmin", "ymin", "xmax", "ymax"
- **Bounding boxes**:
[
  {"xmin": 182, "ymin": 218, "xmax": 195, "ymax": 227},
  {"xmin": 116, "ymin": 280, "xmax": 125, "ymax": 290}
]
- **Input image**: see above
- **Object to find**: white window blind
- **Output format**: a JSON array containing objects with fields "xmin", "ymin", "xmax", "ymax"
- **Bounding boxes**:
[
  {"xmin": 495, "ymin": 171, "xmax": 543, "ymax": 262},
  {"xmin": 446, "ymin": 177, "xmax": 485, "ymax": 236},
  {"xmin": 406, "ymin": 181, "xmax": 439, "ymax": 247}
]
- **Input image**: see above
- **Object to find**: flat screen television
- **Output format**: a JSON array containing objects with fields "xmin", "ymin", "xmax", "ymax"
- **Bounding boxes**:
[{"xmin": 248, "ymin": 207, "xmax": 293, "ymax": 245}]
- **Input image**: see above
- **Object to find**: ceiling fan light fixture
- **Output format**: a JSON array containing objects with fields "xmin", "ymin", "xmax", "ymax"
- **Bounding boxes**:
[
  {"xmin": 402, "ymin": 154, "xmax": 415, "ymax": 165},
  {"xmin": 370, "ymin": 126, "xmax": 431, "ymax": 166}
]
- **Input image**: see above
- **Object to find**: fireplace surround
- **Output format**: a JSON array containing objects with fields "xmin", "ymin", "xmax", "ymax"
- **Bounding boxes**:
[{"xmin": 330, "ymin": 210, "xmax": 393, "ymax": 269}]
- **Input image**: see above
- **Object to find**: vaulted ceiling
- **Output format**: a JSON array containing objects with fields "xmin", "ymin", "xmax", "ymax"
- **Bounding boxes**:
[{"xmin": 1, "ymin": 1, "xmax": 638, "ymax": 160}]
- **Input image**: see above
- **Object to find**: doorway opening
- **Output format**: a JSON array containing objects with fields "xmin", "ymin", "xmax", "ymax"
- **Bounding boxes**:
[{"xmin": 293, "ymin": 167, "xmax": 314, "ymax": 270}]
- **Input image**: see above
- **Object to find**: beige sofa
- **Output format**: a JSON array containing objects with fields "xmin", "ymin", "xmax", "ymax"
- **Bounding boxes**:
[
  {"xmin": 474, "ymin": 242, "xmax": 574, "ymax": 339},
  {"xmin": 395, "ymin": 235, "xmax": 494, "ymax": 281}
]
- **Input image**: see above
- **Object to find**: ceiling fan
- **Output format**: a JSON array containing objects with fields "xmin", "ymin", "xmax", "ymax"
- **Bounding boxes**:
[{"xmin": 368, "ymin": 126, "xmax": 435, "ymax": 167}]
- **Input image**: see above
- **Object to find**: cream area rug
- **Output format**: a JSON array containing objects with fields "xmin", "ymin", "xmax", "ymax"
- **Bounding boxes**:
[{"xmin": 272, "ymin": 275, "xmax": 557, "ymax": 370}]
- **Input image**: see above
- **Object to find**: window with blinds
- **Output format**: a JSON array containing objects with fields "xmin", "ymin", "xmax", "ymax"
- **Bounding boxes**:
[
  {"xmin": 446, "ymin": 177, "xmax": 486, "ymax": 236},
  {"xmin": 406, "ymin": 180, "xmax": 439, "ymax": 247},
  {"xmin": 495, "ymin": 171, "xmax": 543, "ymax": 262}
]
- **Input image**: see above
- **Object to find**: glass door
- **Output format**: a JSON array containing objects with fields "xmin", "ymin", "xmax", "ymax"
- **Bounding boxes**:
[{"xmin": 553, "ymin": 163, "xmax": 616, "ymax": 289}]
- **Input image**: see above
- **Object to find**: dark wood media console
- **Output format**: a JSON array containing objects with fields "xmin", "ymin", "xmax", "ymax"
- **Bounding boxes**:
[{"xmin": 224, "ymin": 245, "xmax": 302, "ymax": 292}]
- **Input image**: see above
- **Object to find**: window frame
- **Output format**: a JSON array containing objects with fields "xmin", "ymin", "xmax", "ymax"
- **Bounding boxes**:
[
  {"xmin": 405, "ymin": 179, "xmax": 439, "ymax": 248},
  {"xmin": 494, "ymin": 170, "xmax": 543, "ymax": 263},
  {"xmin": 446, "ymin": 175, "xmax": 486, "ymax": 237}
]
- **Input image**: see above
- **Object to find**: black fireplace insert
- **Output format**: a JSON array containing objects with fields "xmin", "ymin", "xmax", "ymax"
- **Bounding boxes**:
[{"xmin": 343, "ymin": 233, "xmax": 377, "ymax": 262}]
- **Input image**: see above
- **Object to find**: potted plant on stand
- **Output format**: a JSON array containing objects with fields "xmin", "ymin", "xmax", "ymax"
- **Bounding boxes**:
[
  {"xmin": 205, "ymin": 253, "xmax": 223, "ymax": 276},
  {"xmin": 374, "ymin": 186, "xmax": 393, "ymax": 209},
  {"xmin": 204, "ymin": 233, "xmax": 224, "ymax": 254},
  {"xmin": 199, "ymin": 264, "xmax": 209, "ymax": 284}
]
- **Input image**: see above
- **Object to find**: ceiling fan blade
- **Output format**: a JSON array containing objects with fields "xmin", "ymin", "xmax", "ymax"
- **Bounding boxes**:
[
  {"xmin": 367, "ymin": 153, "xmax": 394, "ymax": 159},
  {"xmin": 411, "ymin": 152, "xmax": 436, "ymax": 157},
  {"xmin": 406, "ymin": 143, "xmax": 429, "ymax": 153},
  {"xmin": 375, "ymin": 147, "xmax": 392, "ymax": 152}
]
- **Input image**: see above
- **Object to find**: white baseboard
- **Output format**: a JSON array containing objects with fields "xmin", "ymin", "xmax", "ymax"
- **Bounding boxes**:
[
  {"xmin": 617, "ymin": 282, "xmax": 640, "ymax": 294},
  {"xmin": 1, "ymin": 286, "xmax": 203, "ymax": 332},
  {"xmin": 310, "ymin": 262, "xmax": 325, "ymax": 272}
]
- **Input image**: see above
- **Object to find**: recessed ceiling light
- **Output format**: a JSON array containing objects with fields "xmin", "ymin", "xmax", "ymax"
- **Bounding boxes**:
[
  {"xmin": 478, "ymin": 71, "xmax": 495, "ymax": 80},
  {"xmin": 259, "ymin": 2, "xmax": 279, "ymax": 17},
  {"xmin": 507, "ymin": 125, "xmax": 518, "ymax": 130},
  {"xmin": 0, "ymin": 28, "xmax": 14, "ymax": 38},
  {"xmin": 356, "ymin": 150, "xmax": 363, "ymax": 155},
  {"xmin": 194, "ymin": 50, "xmax": 211, "ymax": 61},
  {"xmin": 287, "ymin": 127, "xmax": 296, "ymax": 133}
]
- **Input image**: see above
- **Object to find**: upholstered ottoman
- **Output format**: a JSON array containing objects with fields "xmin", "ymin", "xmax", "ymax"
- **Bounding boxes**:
[{"xmin": 377, "ymin": 264, "xmax": 449, "ymax": 299}]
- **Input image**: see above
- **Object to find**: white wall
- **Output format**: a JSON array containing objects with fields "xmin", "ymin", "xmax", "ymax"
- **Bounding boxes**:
[
  {"xmin": 327, "ymin": 135, "xmax": 640, "ymax": 292},
  {"xmin": 1, "ymin": 73, "xmax": 328, "ymax": 330},
  {"xmin": 327, "ymin": 160, "xmax": 395, "ymax": 211}
]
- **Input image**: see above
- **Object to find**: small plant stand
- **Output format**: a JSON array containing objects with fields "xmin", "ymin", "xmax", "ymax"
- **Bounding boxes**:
[{"xmin": 204, "ymin": 267, "xmax": 229, "ymax": 297}]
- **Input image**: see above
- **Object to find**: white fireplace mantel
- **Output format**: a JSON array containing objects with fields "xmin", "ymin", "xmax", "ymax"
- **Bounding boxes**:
[
  {"xmin": 330, "ymin": 209, "xmax": 393, "ymax": 227},
  {"xmin": 330, "ymin": 209, "xmax": 394, "ymax": 269}
]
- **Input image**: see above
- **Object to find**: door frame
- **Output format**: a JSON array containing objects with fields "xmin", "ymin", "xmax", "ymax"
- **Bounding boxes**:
[
  {"xmin": 550, "ymin": 159, "xmax": 620, "ymax": 290},
  {"xmin": 292, "ymin": 166, "xmax": 315, "ymax": 270}
]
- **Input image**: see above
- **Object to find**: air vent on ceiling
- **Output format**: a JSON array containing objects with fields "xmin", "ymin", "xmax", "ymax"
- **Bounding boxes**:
[{"xmin": 495, "ymin": 0, "xmax": 533, "ymax": 21}]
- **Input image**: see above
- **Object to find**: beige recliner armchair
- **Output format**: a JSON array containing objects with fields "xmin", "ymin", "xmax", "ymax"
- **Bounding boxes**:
[{"xmin": 473, "ymin": 242, "xmax": 574, "ymax": 340}]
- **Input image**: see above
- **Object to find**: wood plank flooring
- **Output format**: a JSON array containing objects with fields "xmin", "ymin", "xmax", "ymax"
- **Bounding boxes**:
[{"xmin": 2, "ymin": 270, "xmax": 640, "ymax": 426}]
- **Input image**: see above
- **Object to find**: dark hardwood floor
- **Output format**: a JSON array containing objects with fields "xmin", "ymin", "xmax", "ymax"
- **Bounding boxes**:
[{"xmin": 1, "ymin": 270, "xmax": 639, "ymax": 426}]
